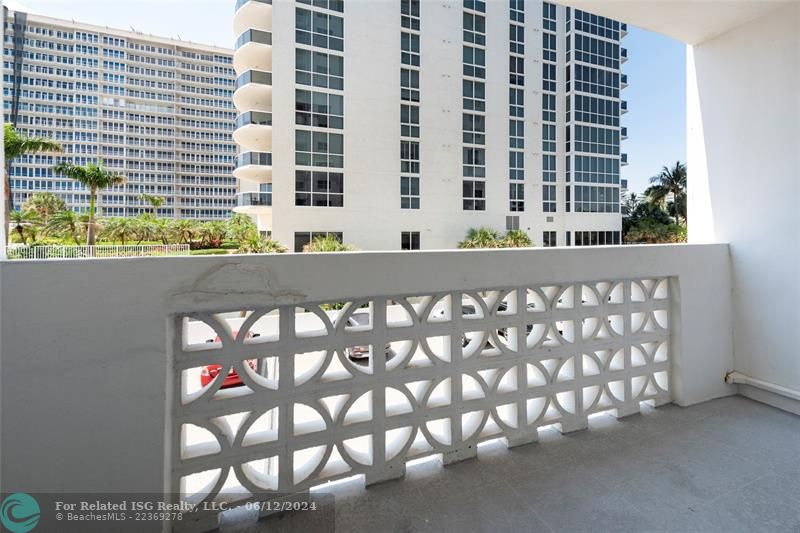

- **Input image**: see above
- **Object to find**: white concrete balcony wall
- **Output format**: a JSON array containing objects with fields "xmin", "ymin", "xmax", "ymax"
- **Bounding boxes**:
[
  {"xmin": 558, "ymin": 0, "xmax": 800, "ymax": 411},
  {"xmin": 1, "ymin": 244, "xmax": 733, "ymax": 532}
]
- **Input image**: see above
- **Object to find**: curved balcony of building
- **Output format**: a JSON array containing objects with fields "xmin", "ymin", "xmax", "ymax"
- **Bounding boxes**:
[
  {"xmin": 234, "ymin": 0, "xmax": 272, "ymax": 37},
  {"xmin": 233, "ymin": 70, "xmax": 272, "ymax": 112},
  {"xmin": 233, "ymin": 151, "xmax": 273, "ymax": 184},
  {"xmin": 233, "ymin": 111, "xmax": 272, "ymax": 152},
  {"xmin": 233, "ymin": 191, "xmax": 272, "ymax": 215},
  {"xmin": 234, "ymin": 29, "xmax": 272, "ymax": 75}
]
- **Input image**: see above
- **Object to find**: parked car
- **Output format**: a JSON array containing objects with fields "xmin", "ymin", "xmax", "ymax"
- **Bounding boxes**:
[
  {"xmin": 200, "ymin": 330, "xmax": 260, "ymax": 389},
  {"xmin": 342, "ymin": 311, "xmax": 393, "ymax": 363}
]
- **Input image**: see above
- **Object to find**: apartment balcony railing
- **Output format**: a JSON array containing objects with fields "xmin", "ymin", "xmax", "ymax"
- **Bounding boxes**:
[
  {"xmin": 235, "ymin": 111, "xmax": 272, "ymax": 130},
  {"xmin": 621, "ymin": 100, "xmax": 628, "ymax": 114},
  {"xmin": 1, "ymin": 245, "xmax": 735, "ymax": 533},
  {"xmin": 621, "ymin": 127, "xmax": 628, "ymax": 139},
  {"xmin": 621, "ymin": 47, "xmax": 628, "ymax": 63},
  {"xmin": 233, "ymin": 70, "xmax": 272, "ymax": 112},
  {"xmin": 621, "ymin": 73, "xmax": 628, "ymax": 88},
  {"xmin": 235, "ymin": 29, "xmax": 272, "ymax": 50},
  {"xmin": 237, "ymin": 151, "xmax": 273, "ymax": 168},
  {"xmin": 621, "ymin": 153, "xmax": 629, "ymax": 165},
  {"xmin": 235, "ymin": 191, "xmax": 272, "ymax": 207},
  {"xmin": 235, "ymin": 70, "xmax": 272, "ymax": 90},
  {"xmin": 236, "ymin": 0, "xmax": 272, "ymax": 11}
]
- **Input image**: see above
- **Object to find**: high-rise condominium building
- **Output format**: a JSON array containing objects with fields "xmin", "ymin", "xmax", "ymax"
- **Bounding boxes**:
[
  {"xmin": 233, "ymin": 0, "xmax": 628, "ymax": 250},
  {"xmin": 3, "ymin": 9, "xmax": 237, "ymax": 219}
]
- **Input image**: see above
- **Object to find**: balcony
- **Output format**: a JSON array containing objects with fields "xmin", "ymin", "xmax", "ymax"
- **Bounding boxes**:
[
  {"xmin": 621, "ymin": 126, "xmax": 628, "ymax": 139},
  {"xmin": 233, "ymin": 191, "xmax": 272, "ymax": 214},
  {"xmin": 621, "ymin": 47, "xmax": 628, "ymax": 63},
  {"xmin": 621, "ymin": 153, "xmax": 628, "ymax": 165},
  {"xmin": 621, "ymin": 73, "xmax": 628, "ymax": 88},
  {"xmin": 233, "ymin": 111, "xmax": 273, "ymax": 152},
  {"xmin": 234, "ymin": 29, "xmax": 272, "ymax": 75},
  {"xmin": 620, "ymin": 22, "xmax": 627, "ymax": 36},
  {"xmin": 3, "ymin": 2, "xmax": 800, "ymax": 532},
  {"xmin": 621, "ymin": 100, "xmax": 628, "ymax": 114},
  {"xmin": 234, "ymin": 0, "xmax": 272, "ymax": 37},
  {"xmin": 233, "ymin": 70, "xmax": 272, "ymax": 111},
  {"xmin": 233, "ymin": 151, "xmax": 273, "ymax": 184}
]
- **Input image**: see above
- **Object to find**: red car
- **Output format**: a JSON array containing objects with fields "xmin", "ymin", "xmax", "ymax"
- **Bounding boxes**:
[{"xmin": 200, "ymin": 331, "xmax": 259, "ymax": 389}]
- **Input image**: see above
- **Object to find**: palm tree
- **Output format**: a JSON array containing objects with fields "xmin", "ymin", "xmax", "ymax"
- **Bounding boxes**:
[
  {"xmin": 303, "ymin": 234, "xmax": 354, "ymax": 252},
  {"xmin": 458, "ymin": 227, "xmax": 501, "ymax": 249},
  {"xmin": 52, "ymin": 161, "xmax": 126, "ymax": 245},
  {"xmin": 101, "ymin": 217, "xmax": 136, "ymax": 245},
  {"xmin": 227, "ymin": 213, "xmax": 258, "ymax": 244},
  {"xmin": 45, "ymin": 210, "xmax": 84, "ymax": 245},
  {"xmin": 199, "ymin": 221, "xmax": 228, "ymax": 249},
  {"xmin": 22, "ymin": 192, "xmax": 67, "ymax": 225},
  {"xmin": 140, "ymin": 194, "xmax": 165, "ymax": 215},
  {"xmin": 8, "ymin": 209, "xmax": 39, "ymax": 245},
  {"xmin": 622, "ymin": 192, "xmax": 639, "ymax": 217},
  {"xmin": 170, "ymin": 218, "xmax": 199, "ymax": 246},
  {"xmin": 237, "ymin": 235, "xmax": 287, "ymax": 254},
  {"xmin": 4, "ymin": 124, "xmax": 62, "ymax": 240},
  {"xmin": 501, "ymin": 229, "xmax": 533, "ymax": 248},
  {"xmin": 150, "ymin": 217, "xmax": 173, "ymax": 244},
  {"xmin": 647, "ymin": 161, "xmax": 687, "ymax": 224}
]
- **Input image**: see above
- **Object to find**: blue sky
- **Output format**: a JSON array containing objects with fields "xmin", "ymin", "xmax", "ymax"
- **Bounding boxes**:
[{"xmin": 12, "ymin": 0, "xmax": 686, "ymax": 195}]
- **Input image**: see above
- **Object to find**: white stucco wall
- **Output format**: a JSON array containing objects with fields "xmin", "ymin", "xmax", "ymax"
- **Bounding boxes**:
[
  {"xmin": 1, "ymin": 244, "xmax": 733, "ymax": 513},
  {"xmin": 687, "ymin": 2, "xmax": 800, "ymax": 393}
]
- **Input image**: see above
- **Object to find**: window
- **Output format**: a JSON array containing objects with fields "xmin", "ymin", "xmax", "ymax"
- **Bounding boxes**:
[
  {"xmin": 574, "ymin": 155, "xmax": 620, "ymax": 184},
  {"xmin": 462, "ymin": 113, "xmax": 485, "ymax": 144},
  {"xmin": 574, "ymin": 95, "xmax": 620, "ymax": 127},
  {"xmin": 509, "ymin": 182, "xmax": 524, "ymax": 212},
  {"xmin": 401, "ymin": 0, "xmax": 420, "ymax": 30},
  {"xmin": 463, "ymin": 80, "xmax": 486, "ymax": 111},
  {"xmin": 463, "ymin": 180, "xmax": 485, "ymax": 210},
  {"xmin": 294, "ymin": 170, "xmax": 344, "ymax": 207},
  {"xmin": 543, "ymin": 155, "xmax": 556, "ymax": 182},
  {"xmin": 295, "ymin": 49, "xmax": 344, "ymax": 90},
  {"xmin": 463, "ymin": 147, "xmax": 485, "ymax": 177},
  {"xmin": 574, "ymin": 231, "xmax": 621, "ymax": 246},
  {"xmin": 543, "ymin": 32, "xmax": 557, "ymax": 62},
  {"xmin": 400, "ymin": 141, "xmax": 420, "ymax": 173},
  {"xmin": 463, "ymin": 46, "xmax": 486, "ymax": 78},
  {"xmin": 294, "ymin": 231, "xmax": 343, "ymax": 252},
  {"xmin": 296, "ymin": 8, "xmax": 344, "ymax": 51},
  {"xmin": 401, "ymin": 68, "xmax": 420, "ymax": 102},
  {"xmin": 295, "ymin": 89, "xmax": 343, "ymax": 129},
  {"xmin": 574, "ymin": 185, "xmax": 620, "ymax": 213},
  {"xmin": 401, "ymin": 32, "xmax": 420, "ymax": 66},
  {"xmin": 401, "ymin": 104, "xmax": 420, "ymax": 137},
  {"xmin": 506, "ymin": 215, "xmax": 520, "ymax": 231},
  {"xmin": 401, "ymin": 231, "xmax": 420, "ymax": 250},
  {"xmin": 543, "ymin": 184, "xmax": 556, "ymax": 213},
  {"xmin": 463, "ymin": 12, "xmax": 486, "ymax": 45},
  {"xmin": 295, "ymin": 130, "xmax": 344, "ymax": 167},
  {"xmin": 573, "ymin": 125, "xmax": 620, "ymax": 156},
  {"xmin": 542, "ymin": 124, "xmax": 556, "ymax": 153},
  {"xmin": 543, "ymin": 231, "xmax": 556, "ymax": 247},
  {"xmin": 401, "ymin": 176, "xmax": 420, "ymax": 209}
]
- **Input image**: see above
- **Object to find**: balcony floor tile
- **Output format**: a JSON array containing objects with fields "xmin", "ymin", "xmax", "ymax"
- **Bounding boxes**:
[{"xmin": 221, "ymin": 396, "xmax": 800, "ymax": 533}]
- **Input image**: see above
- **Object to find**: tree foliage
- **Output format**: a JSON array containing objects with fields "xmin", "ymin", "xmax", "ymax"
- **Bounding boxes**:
[{"xmin": 458, "ymin": 227, "xmax": 535, "ymax": 249}]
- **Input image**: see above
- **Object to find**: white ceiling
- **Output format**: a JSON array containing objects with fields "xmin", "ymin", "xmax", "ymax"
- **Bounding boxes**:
[{"xmin": 555, "ymin": 0, "xmax": 793, "ymax": 44}]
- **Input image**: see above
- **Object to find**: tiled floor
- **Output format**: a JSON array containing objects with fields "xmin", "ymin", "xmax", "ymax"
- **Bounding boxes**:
[{"xmin": 222, "ymin": 396, "xmax": 800, "ymax": 533}]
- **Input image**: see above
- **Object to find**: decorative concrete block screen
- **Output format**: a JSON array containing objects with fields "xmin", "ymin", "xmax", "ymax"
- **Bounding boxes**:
[{"xmin": 171, "ymin": 278, "xmax": 671, "ymax": 527}]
